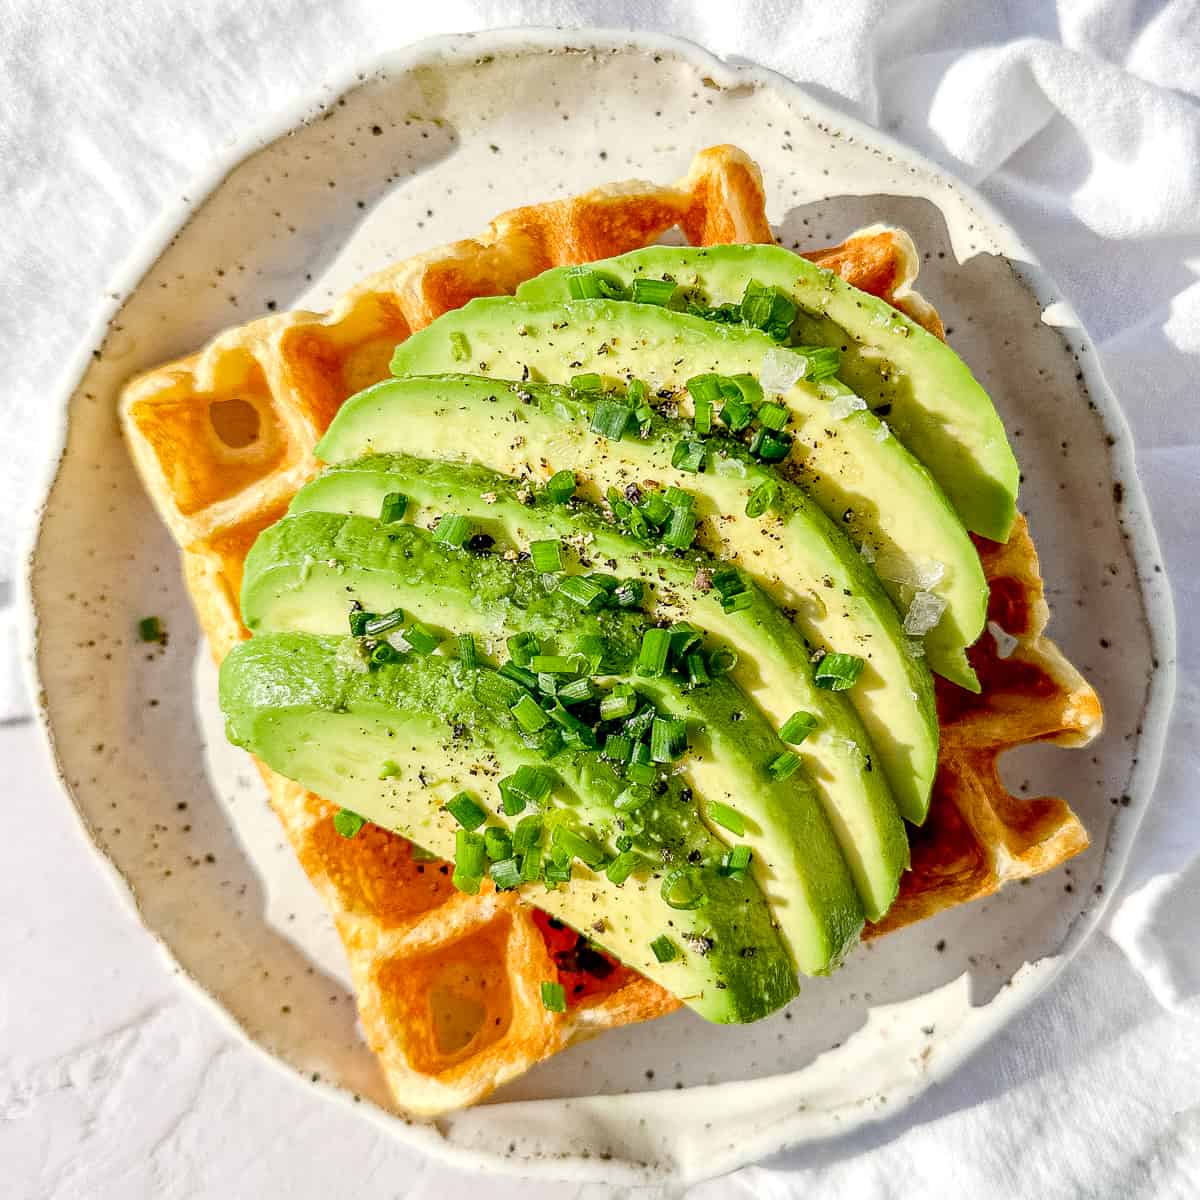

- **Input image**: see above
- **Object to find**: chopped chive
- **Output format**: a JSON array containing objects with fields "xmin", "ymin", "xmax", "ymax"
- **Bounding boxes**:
[
  {"xmin": 627, "ymin": 379, "xmax": 648, "ymax": 405},
  {"xmin": 664, "ymin": 486, "xmax": 693, "ymax": 510},
  {"xmin": 363, "ymin": 607, "xmax": 406, "ymax": 637},
  {"xmin": 712, "ymin": 566, "xmax": 744, "ymax": 599},
  {"xmin": 636, "ymin": 628, "xmax": 671, "ymax": 677},
  {"xmin": 756, "ymin": 401, "xmax": 789, "ymax": 430},
  {"xmin": 556, "ymin": 574, "xmax": 609, "ymax": 611},
  {"xmin": 476, "ymin": 670, "xmax": 526, "ymax": 709},
  {"xmin": 603, "ymin": 733, "xmax": 633, "ymax": 761},
  {"xmin": 379, "ymin": 492, "xmax": 408, "ymax": 524},
  {"xmin": 513, "ymin": 814, "xmax": 544, "ymax": 853},
  {"xmin": 400, "ymin": 621, "xmax": 440, "ymax": 655},
  {"xmin": 551, "ymin": 825, "xmax": 606, "ymax": 869},
  {"xmin": 530, "ymin": 539, "xmax": 564, "ymax": 573},
  {"xmin": 520, "ymin": 849, "xmax": 542, "ymax": 882},
  {"xmin": 378, "ymin": 760, "xmax": 401, "ymax": 780},
  {"xmin": 719, "ymin": 397, "xmax": 754, "ymax": 431},
  {"xmin": 650, "ymin": 717, "xmax": 687, "ymax": 763},
  {"xmin": 544, "ymin": 469, "xmax": 577, "ymax": 503},
  {"xmin": 685, "ymin": 651, "xmax": 709, "ymax": 687},
  {"xmin": 506, "ymin": 631, "xmax": 540, "ymax": 667},
  {"xmin": 348, "ymin": 609, "xmax": 374, "ymax": 636},
  {"xmin": 639, "ymin": 491, "xmax": 672, "ymax": 526},
  {"xmin": 137, "ymin": 615, "xmax": 164, "ymax": 643},
  {"xmin": 451, "ymin": 870, "xmax": 481, "ymax": 895},
  {"xmin": 556, "ymin": 677, "xmax": 594, "ymax": 704},
  {"xmin": 503, "ymin": 764, "xmax": 553, "ymax": 809},
  {"xmin": 456, "ymin": 633, "xmax": 478, "ymax": 668},
  {"xmin": 571, "ymin": 372, "xmax": 603, "ymax": 391},
  {"xmin": 498, "ymin": 660, "xmax": 539, "ymax": 691},
  {"xmin": 686, "ymin": 373, "xmax": 723, "ymax": 407},
  {"xmin": 590, "ymin": 398, "xmax": 634, "ymax": 441},
  {"xmin": 449, "ymin": 330, "xmax": 469, "ymax": 361},
  {"xmin": 600, "ymin": 684, "xmax": 637, "ymax": 721},
  {"xmin": 631, "ymin": 277, "xmax": 676, "ymax": 306},
  {"xmin": 614, "ymin": 784, "xmax": 651, "ymax": 813},
  {"xmin": 625, "ymin": 708, "xmax": 655, "ymax": 742},
  {"xmin": 668, "ymin": 622, "xmax": 702, "ymax": 660},
  {"xmin": 540, "ymin": 980, "xmax": 567, "ymax": 1012},
  {"xmin": 432, "ymin": 513, "xmax": 471, "ymax": 548},
  {"xmin": 721, "ymin": 589, "xmax": 754, "ymax": 615},
  {"xmin": 575, "ymin": 633, "xmax": 608, "ymax": 672},
  {"xmin": 545, "ymin": 702, "xmax": 598, "ymax": 749},
  {"xmin": 799, "ymin": 345, "xmax": 842, "ymax": 380},
  {"xmin": 484, "ymin": 826, "xmax": 513, "ymax": 862},
  {"xmin": 780, "ymin": 711, "xmax": 819, "ymax": 743},
  {"xmin": 749, "ymin": 427, "xmax": 792, "ymax": 463},
  {"xmin": 626, "ymin": 760, "xmax": 656, "ymax": 787},
  {"xmin": 693, "ymin": 395, "xmax": 712, "ymax": 434},
  {"xmin": 720, "ymin": 844, "xmax": 754, "ymax": 880},
  {"xmin": 708, "ymin": 646, "xmax": 739, "ymax": 676},
  {"xmin": 671, "ymin": 439, "xmax": 707, "ymax": 473},
  {"xmin": 722, "ymin": 373, "xmax": 764, "ymax": 408},
  {"xmin": 587, "ymin": 572, "xmax": 620, "ymax": 596},
  {"xmin": 445, "ymin": 792, "xmax": 487, "ymax": 830},
  {"xmin": 605, "ymin": 849, "xmax": 642, "ymax": 885},
  {"xmin": 613, "ymin": 578, "xmax": 644, "ymax": 609},
  {"xmin": 530, "ymin": 653, "xmax": 584, "ymax": 675},
  {"xmin": 745, "ymin": 480, "xmax": 779, "ymax": 518},
  {"xmin": 455, "ymin": 828, "xmax": 487, "ymax": 877},
  {"xmin": 333, "ymin": 809, "xmax": 366, "ymax": 839},
  {"xmin": 615, "ymin": 834, "xmax": 634, "ymax": 852},
  {"xmin": 511, "ymin": 693, "xmax": 550, "ymax": 732},
  {"xmin": 543, "ymin": 855, "xmax": 573, "ymax": 886},
  {"xmin": 489, "ymin": 857, "xmax": 522, "ymax": 890},
  {"xmin": 661, "ymin": 865, "xmax": 707, "ymax": 911},
  {"xmin": 369, "ymin": 641, "xmax": 399, "ymax": 666},
  {"xmin": 707, "ymin": 801, "xmax": 745, "ymax": 836},
  {"xmin": 663, "ymin": 505, "xmax": 696, "ymax": 549},
  {"xmin": 814, "ymin": 652, "xmax": 866, "ymax": 691},
  {"xmin": 650, "ymin": 935, "xmax": 677, "ymax": 963},
  {"xmin": 566, "ymin": 267, "xmax": 624, "ymax": 301},
  {"xmin": 536, "ymin": 671, "xmax": 559, "ymax": 697},
  {"xmin": 768, "ymin": 750, "xmax": 802, "ymax": 780}
]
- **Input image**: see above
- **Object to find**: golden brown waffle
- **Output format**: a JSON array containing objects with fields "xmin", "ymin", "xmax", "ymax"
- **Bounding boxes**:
[{"xmin": 121, "ymin": 144, "xmax": 1101, "ymax": 1115}]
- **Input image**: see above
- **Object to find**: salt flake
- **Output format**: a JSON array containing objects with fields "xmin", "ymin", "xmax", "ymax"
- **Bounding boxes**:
[
  {"xmin": 903, "ymin": 590, "xmax": 947, "ymax": 636},
  {"xmin": 828, "ymin": 393, "xmax": 868, "ymax": 421},
  {"xmin": 759, "ymin": 347, "xmax": 806, "ymax": 392},
  {"xmin": 877, "ymin": 554, "xmax": 945, "ymax": 590},
  {"xmin": 987, "ymin": 620, "xmax": 1019, "ymax": 659}
]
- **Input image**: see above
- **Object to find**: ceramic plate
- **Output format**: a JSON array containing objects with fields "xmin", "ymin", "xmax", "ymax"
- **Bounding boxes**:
[{"xmin": 23, "ymin": 28, "xmax": 1175, "ymax": 1186}]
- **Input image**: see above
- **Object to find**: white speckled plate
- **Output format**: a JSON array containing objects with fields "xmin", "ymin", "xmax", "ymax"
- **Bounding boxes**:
[{"xmin": 22, "ymin": 28, "xmax": 1176, "ymax": 1187}]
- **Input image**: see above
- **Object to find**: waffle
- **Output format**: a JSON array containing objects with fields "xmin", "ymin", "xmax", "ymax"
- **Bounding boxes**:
[{"xmin": 121, "ymin": 144, "xmax": 1101, "ymax": 1115}]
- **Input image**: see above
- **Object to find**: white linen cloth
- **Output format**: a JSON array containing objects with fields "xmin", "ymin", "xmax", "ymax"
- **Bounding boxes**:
[{"xmin": 2, "ymin": 1, "xmax": 1197, "ymax": 1194}]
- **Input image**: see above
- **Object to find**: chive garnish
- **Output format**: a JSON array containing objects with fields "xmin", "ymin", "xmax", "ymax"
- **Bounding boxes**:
[
  {"xmin": 543, "ymin": 855, "xmax": 572, "ymax": 886},
  {"xmin": 484, "ymin": 826, "xmax": 513, "ymax": 862},
  {"xmin": 603, "ymin": 732, "xmax": 633, "ymax": 761},
  {"xmin": 433, "ymin": 513, "xmax": 471, "ymax": 548},
  {"xmin": 707, "ymin": 801, "xmax": 746, "ymax": 836},
  {"xmin": 613, "ymin": 578, "xmax": 644, "ymax": 609},
  {"xmin": 399, "ymin": 621, "xmax": 439, "ymax": 655},
  {"xmin": 768, "ymin": 750, "xmax": 802, "ymax": 780},
  {"xmin": 457, "ymin": 633, "xmax": 478, "ymax": 668},
  {"xmin": 449, "ymin": 330, "xmax": 470, "ymax": 362},
  {"xmin": 556, "ymin": 575, "xmax": 609, "ymax": 611},
  {"xmin": 498, "ymin": 660, "xmax": 539, "ymax": 691},
  {"xmin": 671, "ymin": 439, "xmax": 707, "ymax": 473},
  {"xmin": 348, "ymin": 608, "xmax": 374, "ymax": 636},
  {"xmin": 749, "ymin": 427, "xmax": 792, "ymax": 462},
  {"xmin": 720, "ymin": 845, "xmax": 753, "ymax": 881},
  {"xmin": 362, "ymin": 607, "xmax": 405, "ymax": 637},
  {"xmin": 513, "ymin": 814, "xmax": 544, "ymax": 853},
  {"xmin": 137, "ymin": 616, "xmax": 163, "ymax": 643},
  {"xmin": 650, "ymin": 935, "xmax": 677, "ymax": 963},
  {"xmin": 814, "ymin": 652, "xmax": 866, "ymax": 691},
  {"xmin": 650, "ymin": 717, "xmax": 687, "ymax": 763},
  {"xmin": 530, "ymin": 653, "xmax": 584, "ymax": 675},
  {"xmin": 378, "ymin": 760, "xmax": 401, "ymax": 780},
  {"xmin": 556, "ymin": 677, "xmax": 594, "ymax": 704},
  {"xmin": 530, "ymin": 539, "xmax": 564, "ymax": 573},
  {"xmin": 684, "ymin": 652, "xmax": 709, "ymax": 688},
  {"xmin": 780, "ymin": 711, "xmax": 819, "ymax": 743},
  {"xmin": 614, "ymin": 784, "xmax": 650, "ymax": 813},
  {"xmin": 590, "ymin": 398, "xmax": 634, "ymax": 441},
  {"xmin": 333, "ymin": 809, "xmax": 366, "ymax": 839},
  {"xmin": 626, "ymin": 760, "xmax": 655, "ymax": 788},
  {"xmin": 520, "ymin": 849, "xmax": 542, "ymax": 882},
  {"xmin": 571, "ymin": 372, "xmax": 603, "ymax": 392},
  {"xmin": 369, "ymin": 641, "xmax": 399, "ymax": 666},
  {"xmin": 511, "ymin": 693, "xmax": 550, "ymax": 732},
  {"xmin": 489, "ymin": 857, "xmax": 522, "ymax": 890},
  {"xmin": 756, "ymin": 401, "xmax": 789, "ymax": 430},
  {"xmin": 745, "ymin": 480, "xmax": 778, "ymax": 519},
  {"xmin": 506, "ymin": 631, "xmax": 540, "ymax": 667},
  {"xmin": 500, "ymin": 764, "xmax": 553, "ymax": 812},
  {"xmin": 544, "ymin": 469, "xmax": 577, "ymax": 503},
  {"xmin": 661, "ymin": 865, "xmax": 707, "ymax": 911},
  {"xmin": 599, "ymin": 684, "xmax": 637, "ymax": 721},
  {"xmin": 707, "ymin": 646, "xmax": 738, "ymax": 676},
  {"xmin": 662, "ymin": 506, "xmax": 696, "ymax": 549},
  {"xmin": 636, "ymin": 628, "xmax": 671, "ymax": 677},
  {"xmin": 630, "ymin": 278, "xmax": 676, "ymax": 305},
  {"xmin": 379, "ymin": 492, "xmax": 408, "ymax": 524},
  {"xmin": 445, "ymin": 792, "xmax": 487, "ymax": 830},
  {"xmin": 565, "ymin": 267, "xmax": 625, "ymax": 301},
  {"xmin": 551, "ymin": 825, "xmax": 606, "ymax": 868},
  {"xmin": 605, "ymin": 849, "xmax": 641, "ymax": 885},
  {"xmin": 540, "ymin": 980, "xmax": 567, "ymax": 1012}
]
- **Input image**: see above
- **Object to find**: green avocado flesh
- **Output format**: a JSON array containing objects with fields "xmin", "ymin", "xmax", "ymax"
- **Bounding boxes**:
[
  {"xmin": 286, "ymin": 455, "xmax": 909, "ymax": 920},
  {"xmin": 317, "ymin": 374, "xmax": 937, "ymax": 826},
  {"xmin": 390, "ymin": 297, "xmax": 987, "ymax": 692},
  {"xmin": 516, "ymin": 243, "xmax": 1019, "ymax": 544},
  {"xmin": 220, "ymin": 634, "xmax": 804, "ymax": 1022}
]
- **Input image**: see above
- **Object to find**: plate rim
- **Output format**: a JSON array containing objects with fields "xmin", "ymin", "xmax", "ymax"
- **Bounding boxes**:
[{"xmin": 17, "ymin": 24, "xmax": 1179, "ymax": 1184}]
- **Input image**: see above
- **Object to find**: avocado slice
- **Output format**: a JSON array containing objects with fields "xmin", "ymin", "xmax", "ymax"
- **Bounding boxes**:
[
  {"xmin": 220, "ymin": 634, "xmax": 801, "ymax": 1022},
  {"xmin": 516, "ymin": 244, "xmax": 1020, "ymax": 544},
  {"xmin": 234, "ymin": 521, "xmax": 866, "ymax": 979},
  {"xmin": 288, "ymin": 454, "xmax": 909, "ymax": 919},
  {"xmin": 317, "ymin": 374, "xmax": 938, "ymax": 825},
  {"xmin": 390, "ymin": 297, "xmax": 987, "ymax": 692}
]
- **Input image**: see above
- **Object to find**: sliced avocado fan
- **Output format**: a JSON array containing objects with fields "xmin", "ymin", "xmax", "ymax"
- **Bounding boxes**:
[
  {"xmin": 515, "ymin": 243, "xmax": 1020, "ymax": 545},
  {"xmin": 282, "ymin": 456, "xmax": 909, "ymax": 919},
  {"xmin": 316, "ymin": 373, "xmax": 938, "ymax": 826},
  {"xmin": 390, "ymin": 297, "xmax": 987, "ymax": 692},
  {"xmin": 220, "ymin": 634, "xmax": 801, "ymax": 1023}
]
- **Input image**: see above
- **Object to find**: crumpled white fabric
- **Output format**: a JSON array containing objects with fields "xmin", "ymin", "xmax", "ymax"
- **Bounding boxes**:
[{"xmin": 2, "ymin": 1, "xmax": 1197, "ymax": 1193}]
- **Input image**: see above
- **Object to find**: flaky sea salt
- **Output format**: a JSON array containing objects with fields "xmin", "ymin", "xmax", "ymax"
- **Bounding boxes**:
[
  {"xmin": 828, "ymin": 393, "xmax": 868, "ymax": 421},
  {"xmin": 987, "ymin": 620, "xmax": 1019, "ymax": 659},
  {"xmin": 335, "ymin": 639, "xmax": 370, "ymax": 674},
  {"xmin": 759, "ymin": 347, "xmax": 807, "ymax": 392},
  {"xmin": 859, "ymin": 541, "xmax": 877, "ymax": 564},
  {"xmin": 903, "ymin": 590, "xmax": 947, "ymax": 636},
  {"xmin": 876, "ymin": 554, "xmax": 945, "ymax": 590},
  {"xmin": 873, "ymin": 420, "xmax": 892, "ymax": 442}
]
